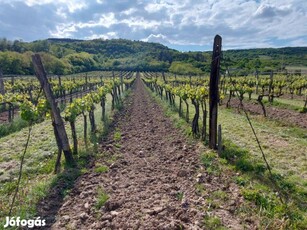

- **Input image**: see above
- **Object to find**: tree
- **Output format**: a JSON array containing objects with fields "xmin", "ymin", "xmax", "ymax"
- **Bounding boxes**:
[
  {"xmin": 169, "ymin": 61, "xmax": 202, "ymax": 75},
  {"xmin": 0, "ymin": 51, "xmax": 31, "ymax": 74},
  {"xmin": 64, "ymin": 52, "xmax": 96, "ymax": 72},
  {"xmin": 40, "ymin": 53, "xmax": 72, "ymax": 75}
]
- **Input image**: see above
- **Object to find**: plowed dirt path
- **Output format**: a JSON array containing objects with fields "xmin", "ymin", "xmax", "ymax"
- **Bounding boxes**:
[{"xmin": 40, "ymin": 76, "xmax": 252, "ymax": 229}]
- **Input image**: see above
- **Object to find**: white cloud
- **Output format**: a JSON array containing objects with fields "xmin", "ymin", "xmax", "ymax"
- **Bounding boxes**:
[
  {"xmin": 85, "ymin": 31, "xmax": 117, "ymax": 40},
  {"xmin": 1, "ymin": 0, "xmax": 307, "ymax": 50},
  {"xmin": 49, "ymin": 23, "xmax": 77, "ymax": 38},
  {"xmin": 120, "ymin": 8, "xmax": 137, "ymax": 16},
  {"xmin": 142, "ymin": 33, "xmax": 170, "ymax": 43},
  {"xmin": 121, "ymin": 17, "xmax": 161, "ymax": 30},
  {"xmin": 96, "ymin": 13, "xmax": 118, "ymax": 28},
  {"xmin": 49, "ymin": 13, "xmax": 118, "ymax": 38},
  {"xmin": 18, "ymin": 0, "xmax": 87, "ymax": 13}
]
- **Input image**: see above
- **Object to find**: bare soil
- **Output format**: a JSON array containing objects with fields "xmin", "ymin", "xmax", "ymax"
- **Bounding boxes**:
[
  {"xmin": 223, "ymin": 98, "xmax": 307, "ymax": 129},
  {"xmin": 37, "ymin": 77, "xmax": 257, "ymax": 229}
]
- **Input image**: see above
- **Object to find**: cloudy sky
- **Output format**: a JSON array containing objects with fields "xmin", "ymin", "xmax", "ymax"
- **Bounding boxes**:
[{"xmin": 0, "ymin": 0, "xmax": 307, "ymax": 51}]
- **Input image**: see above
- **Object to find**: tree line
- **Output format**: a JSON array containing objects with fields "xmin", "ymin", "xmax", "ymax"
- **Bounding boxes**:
[{"xmin": 1, "ymin": 38, "xmax": 307, "ymax": 76}]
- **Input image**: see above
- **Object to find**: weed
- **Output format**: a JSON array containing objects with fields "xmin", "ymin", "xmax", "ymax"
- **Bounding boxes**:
[
  {"xmin": 50, "ymin": 168, "xmax": 81, "ymax": 198},
  {"xmin": 206, "ymin": 197, "xmax": 219, "ymax": 209},
  {"xmin": 201, "ymin": 152, "xmax": 221, "ymax": 175},
  {"xmin": 77, "ymin": 150, "xmax": 92, "ymax": 168},
  {"xmin": 95, "ymin": 188, "xmax": 109, "ymax": 209},
  {"xmin": 201, "ymin": 152, "xmax": 216, "ymax": 168},
  {"xmin": 36, "ymin": 157, "xmax": 57, "ymax": 174},
  {"xmin": 235, "ymin": 176, "xmax": 248, "ymax": 186},
  {"xmin": 212, "ymin": 190, "xmax": 228, "ymax": 201},
  {"xmin": 195, "ymin": 183, "xmax": 205, "ymax": 195},
  {"xmin": 80, "ymin": 168, "xmax": 89, "ymax": 174},
  {"xmin": 203, "ymin": 214, "xmax": 226, "ymax": 230},
  {"xmin": 113, "ymin": 129, "xmax": 121, "ymax": 142},
  {"xmin": 176, "ymin": 192, "xmax": 184, "ymax": 201},
  {"xmin": 235, "ymin": 158, "xmax": 254, "ymax": 172},
  {"xmin": 299, "ymin": 107, "xmax": 307, "ymax": 113},
  {"xmin": 94, "ymin": 165, "xmax": 109, "ymax": 173},
  {"xmin": 242, "ymin": 188, "xmax": 270, "ymax": 209},
  {"xmin": 106, "ymin": 154, "xmax": 118, "ymax": 164},
  {"xmin": 254, "ymin": 163, "xmax": 266, "ymax": 175}
]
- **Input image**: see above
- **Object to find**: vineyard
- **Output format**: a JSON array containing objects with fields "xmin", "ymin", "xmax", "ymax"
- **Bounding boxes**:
[{"xmin": 0, "ymin": 52, "xmax": 307, "ymax": 229}]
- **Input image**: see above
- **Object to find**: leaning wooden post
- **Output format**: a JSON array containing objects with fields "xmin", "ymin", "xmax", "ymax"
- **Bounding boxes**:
[
  {"xmin": 32, "ymin": 54, "xmax": 76, "ymax": 167},
  {"xmin": 209, "ymin": 35, "xmax": 222, "ymax": 149}
]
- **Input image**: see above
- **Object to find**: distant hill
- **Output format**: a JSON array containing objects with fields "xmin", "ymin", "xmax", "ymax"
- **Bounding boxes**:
[
  {"xmin": 0, "ymin": 37, "xmax": 307, "ymax": 75},
  {"xmin": 47, "ymin": 38, "xmax": 176, "ymax": 60},
  {"xmin": 47, "ymin": 38, "xmax": 84, "ymax": 43}
]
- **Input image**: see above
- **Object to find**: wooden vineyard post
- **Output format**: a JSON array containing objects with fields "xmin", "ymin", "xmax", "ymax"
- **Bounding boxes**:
[
  {"xmin": 218, "ymin": 124, "xmax": 222, "ymax": 156},
  {"xmin": 85, "ymin": 73, "xmax": 88, "ymax": 91},
  {"xmin": 0, "ymin": 69, "xmax": 5, "ymax": 95},
  {"xmin": 32, "ymin": 54, "xmax": 76, "ymax": 167},
  {"xmin": 162, "ymin": 72, "xmax": 166, "ymax": 83},
  {"xmin": 120, "ymin": 71, "xmax": 124, "ymax": 93},
  {"xmin": 0, "ymin": 70, "xmax": 5, "ymax": 119},
  {"xmin": 11, "ymin": 76, "xmax": 15, "ymax": 93},
  {"xmin": 100, "ymin": 75, "xmax": 104, "ymax": 86},
  {"xmin": 57, "ymin": 75, "xmax": 62, "ymax": 97},
  {"xmin": 209, "ymin": 35, "xmax": 222, "ymax": 149},
  {"xmin": 255, "ymin": 70, "xmax": 259, "ymax": 94},
  {"xmin": 268, "ymin": 71, "xmax": 273, "ymax": 102}
]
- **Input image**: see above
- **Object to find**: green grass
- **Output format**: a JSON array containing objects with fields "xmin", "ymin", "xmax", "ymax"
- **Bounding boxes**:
[{"xmin": 219, "ymin": 108, "xmax": 307, "ymax": 191}]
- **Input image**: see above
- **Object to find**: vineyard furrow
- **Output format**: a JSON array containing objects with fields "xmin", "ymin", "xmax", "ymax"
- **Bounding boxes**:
[{"xmin": 45, "ymin": 75, "xmax": 251, "ymax": 229}]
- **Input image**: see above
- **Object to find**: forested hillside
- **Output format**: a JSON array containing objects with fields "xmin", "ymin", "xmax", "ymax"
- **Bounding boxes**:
[{"xmin": 0, "ymin": 38, "xmax": 307, "ymax": 75}]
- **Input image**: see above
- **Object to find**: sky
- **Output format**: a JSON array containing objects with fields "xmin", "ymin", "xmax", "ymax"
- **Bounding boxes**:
[{"xmin": 0, "ymin": 0, "xmax": 307, "ymax": 51}]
